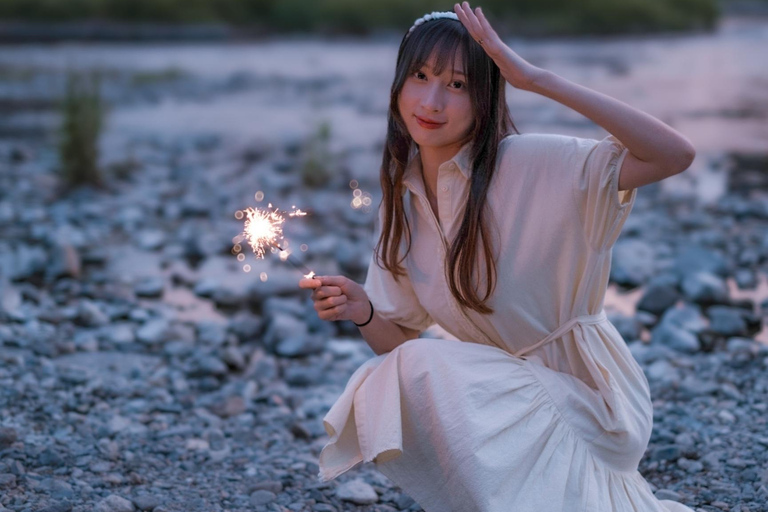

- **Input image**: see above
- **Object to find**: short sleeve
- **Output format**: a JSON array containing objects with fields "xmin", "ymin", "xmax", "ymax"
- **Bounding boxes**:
[
  {"xmin": 362, "ymin": 207, "xmax": 434, "ymax": 333},
  {"xmin": 573, "ymin": 135, "xmax": 637, "ymax": 252}
]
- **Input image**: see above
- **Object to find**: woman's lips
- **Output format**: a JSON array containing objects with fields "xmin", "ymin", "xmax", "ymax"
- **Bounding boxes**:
[{"xmin": 415, "ymin": 116, "xmax": 445, "ymax": 130}]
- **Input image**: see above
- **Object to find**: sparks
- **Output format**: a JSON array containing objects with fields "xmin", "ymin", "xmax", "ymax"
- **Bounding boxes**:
[
  {"xmin": 241, "ymin": 206, "xmax": 285, "ymax": 258},
  {"xmin": 236, "ymin": 203, "xmax": 315, "ymax": 276}
]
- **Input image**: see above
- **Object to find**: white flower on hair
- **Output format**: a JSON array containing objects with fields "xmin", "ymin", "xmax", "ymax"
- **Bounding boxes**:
[{"xmin": 407, "ymin": 11, "xmax": 459, "ymax": 35}]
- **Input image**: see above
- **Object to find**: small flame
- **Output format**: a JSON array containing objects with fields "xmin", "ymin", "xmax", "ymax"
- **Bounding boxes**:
[{"xmin": 304, "ymin": 271, "xmax": 316, "ymax": 279}]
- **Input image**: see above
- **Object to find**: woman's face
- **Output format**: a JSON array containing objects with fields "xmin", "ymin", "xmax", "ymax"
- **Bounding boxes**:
[{"xmin": 397, "ymin": 52, "xmax": 474, "ymax": 154}]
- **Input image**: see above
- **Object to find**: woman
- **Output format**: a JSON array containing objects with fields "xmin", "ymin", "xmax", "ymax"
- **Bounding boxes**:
[{"xmin": 299, "ymin": 2, "xmax": 696, "ymax": 511}]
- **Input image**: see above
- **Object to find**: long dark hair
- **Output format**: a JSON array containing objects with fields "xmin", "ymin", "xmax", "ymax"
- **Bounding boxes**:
[{"xmin": 375, "ymin": 16, "xmax": 518, "ymax": 314}]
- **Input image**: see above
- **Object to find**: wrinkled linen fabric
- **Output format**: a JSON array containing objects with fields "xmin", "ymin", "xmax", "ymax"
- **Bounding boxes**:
[{"xmin": 317, "ymin": 133, "xmax": 694, "ymax": 512}]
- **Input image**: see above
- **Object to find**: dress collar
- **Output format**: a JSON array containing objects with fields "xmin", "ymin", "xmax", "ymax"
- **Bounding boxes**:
[{"xmin": 402, "ymin": 141, "xmax": 473, "ymax": 195}]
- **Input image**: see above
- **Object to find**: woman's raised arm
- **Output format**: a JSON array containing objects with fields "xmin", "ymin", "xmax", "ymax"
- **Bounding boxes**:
[{"xmin": 454, "ymin": 1, "xmax": 696, "ymax": 190}]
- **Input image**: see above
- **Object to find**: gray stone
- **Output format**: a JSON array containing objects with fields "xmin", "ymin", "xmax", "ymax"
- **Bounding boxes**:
[
  {"xmin": 660, "ymin": 304, "xmax": 708, "ymax": 333},
  {"xmin": 637, "ymin": 282, "xmax": 680, "ymax": 317},
  {"xmin": 75, "ymin": 300, "xmax": 110, "ymax": 327},
  {"xmin": 726, "ymin": 337, "xmax": 760, "ymax": 355},
  {"xmin": 222, "ymin": 346, "xmax": 246, "ymax": 370},
  {"xmin": 134, "ymin": 276, "xmax": 165, "ymax": 298},
  {"xmin": 655, "ymin": 489, "xmax": 682, "ymax": 501},
  {"xmin": 249, "ymin": 480, "xmax": 283, "ymax": 494},
  {"xmin": 651, "ymin": 445, "xmax": 682, "ymax": 462},
  {"xmin": 610, "ymin": 239, "xmax": 657, "ymax": 286},
  {"xmin": 250, "ymin": 490, "xmax": 277, "ymax": 506},
  {"xmin": 196, "ymin": 321, "xmax": 228, "ymax": 346},
  {"xmin": 95, "ymin": 494, "xmax": 135, "ymax": 512},
  {"xmin": 710, "ymin": 305, "xmax": 751, "ymax": 336},
  {"xmin": 136, "ymin": 319, "xmax": 170, "ymax": 345},
  {"xmin": 0, "ymin": 473, "xmax": 16, "ymax": 488},
  {"xmin": 0, "ymin": 427, "xmax": 17, "ymax": 448},
  {"xmin": 336, "ymin": 479, "xmax": 378, "ymax": 505},
  {"xmin": 188, "ymin": 353, "xmax": 228, "ymax": 377},
  {"xmin": 734, "ymin": 268, "xmax": 758, "ymax": 289},
  {"xmin": 718, "ymin": 410, "xmax": 736, "ymax": 423},
  {"xmin": 672, "ymin": 246, "xmax": 729, "ymax": 278},
  {"xmin": 38, "ymin": 447, "xmax": 66, "ymax": 467},
  {"xmin": 36, "ymin": 503, "xmax": 73, "ymax": 512},
  {"xmin": 36, "ymin": 478, "xmax": 74, "ymax": 499},
  {"xmin": 645, "ymin": 359, "xmax": 680, "ymax": 384},
  {"xmin": 103, "ymin": 323, "xmax": 136, "ymax": 345},
  {"xmin": 284, "ymin": 365, "xmax": 324, "ymax": 387},
  {"xmin": 651, "ymin": 323, "xmax": 700, "ymax": 353},
  {"xmin": 262, "ymin": 312, "xmax": 308, "ymax": 352},
  {"xmin": 275, "ymin": 334, "xmax": 325, "ymax": 358},
  {"xmin": 132, "ymin": 495, "xmax": 162, "ymax": 511},
  {"xmin": 681, "ymin": 272, "xmax": 729, "ymax": 304},
  {"xmin": 137, "ymin": 229, "xmax": 166, "ymax": 250}
]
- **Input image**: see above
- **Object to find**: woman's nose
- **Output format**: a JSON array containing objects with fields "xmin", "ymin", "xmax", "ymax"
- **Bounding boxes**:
[{"xmin": 420, "ymin": 84, "xmax": 444, "ymax": 112}]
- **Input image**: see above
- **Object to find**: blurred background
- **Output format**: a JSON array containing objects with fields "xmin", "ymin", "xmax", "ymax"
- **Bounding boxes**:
[{"xmin": 1, "ymin": 1, "xmax": 768, "ymax": 512}]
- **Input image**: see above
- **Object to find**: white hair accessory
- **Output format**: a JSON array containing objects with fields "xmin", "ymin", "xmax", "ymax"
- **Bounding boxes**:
[{"xmin": 407, "ymin": 11, "xmax": 460, "ymax": 36}]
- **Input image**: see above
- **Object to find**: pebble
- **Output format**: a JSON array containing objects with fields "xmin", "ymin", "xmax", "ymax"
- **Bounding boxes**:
[
  {"xmin": 335, "ymin": 479, "xmax": 379, "ymax": 505},
  {"xmin": 95, "ymin": 495, "xmax": 135, "ymax": 512},
  {"xmin": 250, "ymin": 490, "xmax": 277, "ymax": 506}
]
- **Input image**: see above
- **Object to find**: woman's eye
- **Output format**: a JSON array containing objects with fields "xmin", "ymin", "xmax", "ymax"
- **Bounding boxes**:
[
  {"xmin": 451, "ymin": 81, "xmax": 465, "ymax": 89},
  {"xmin": 415, "ymin": 71, "xmax": 427, "ymax": 80}
]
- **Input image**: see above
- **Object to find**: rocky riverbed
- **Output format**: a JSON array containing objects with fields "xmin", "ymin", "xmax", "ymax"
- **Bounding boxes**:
[{"xmin": 2, "ymin": 16, "xmax": 768, "ymax": 512}]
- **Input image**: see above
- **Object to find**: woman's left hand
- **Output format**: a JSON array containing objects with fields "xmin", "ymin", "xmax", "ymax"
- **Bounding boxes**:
[{"xmin": 453, "ymin": 2, "xmax": 543, "ymax": 91}]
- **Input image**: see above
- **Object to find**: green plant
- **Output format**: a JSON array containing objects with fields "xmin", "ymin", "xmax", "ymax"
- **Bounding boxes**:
[
  {"xmin": 300, "ymin": 120, "xmax": 333, "ymax": 189},
  {"xmin": 58, "ymin": 69, "xmax": 106, "ymax": 189}
]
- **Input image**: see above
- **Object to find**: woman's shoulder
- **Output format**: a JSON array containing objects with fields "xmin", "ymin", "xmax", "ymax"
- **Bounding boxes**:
[
  {"xmin": 497, "ymin": 132, "xmax": 598, "ymax": 168},
  {"xmin": 499, "ymin": 132, "xmax": 595, "ymax": 151}
]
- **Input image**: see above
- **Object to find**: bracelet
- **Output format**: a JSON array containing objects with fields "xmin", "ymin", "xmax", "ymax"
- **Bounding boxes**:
[{"xmin": 353, "ymin": 300, "xmax": 374, "ymax": 327}]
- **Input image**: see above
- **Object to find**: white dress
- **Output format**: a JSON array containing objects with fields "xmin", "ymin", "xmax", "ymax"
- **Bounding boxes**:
[{"xmin": 317, "ymin": 133, "xmax": 694, "ymax": 512}]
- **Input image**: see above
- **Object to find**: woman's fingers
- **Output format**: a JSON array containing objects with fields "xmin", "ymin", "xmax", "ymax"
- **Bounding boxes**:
[
  {"xmin": 298, "ymin": 277, "xmax": 321, "ymax": 289},
  {"xmin": 456, "ymin": 2, "xmax": 483, "ymax": 38},
  {"xmin": 315, "ymin": 294, "xmax": 348, "ymax": 312},
  {"xmin": 312, "ymin": 285, "xmax": 342, "ymax": 301},
  {"xmin": 318, "ymin": 304, "xmax": 347, "ymax": 321}
]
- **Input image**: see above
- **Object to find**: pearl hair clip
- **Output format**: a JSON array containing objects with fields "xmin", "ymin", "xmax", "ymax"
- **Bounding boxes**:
[{"xmin": 407, "ymin": 11, "xmax": 460, "ymax": 36}]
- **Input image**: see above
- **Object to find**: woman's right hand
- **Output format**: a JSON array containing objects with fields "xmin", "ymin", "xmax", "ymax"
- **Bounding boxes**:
[{"xmin": 298, "ymin": 275, "xmax": 371, "ymax": 324}]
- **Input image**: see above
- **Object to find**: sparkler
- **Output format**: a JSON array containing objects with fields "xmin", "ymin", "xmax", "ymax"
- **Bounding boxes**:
[{"xmin": 233, "ymin": 204, "xmax": 315, "ymax": 278}]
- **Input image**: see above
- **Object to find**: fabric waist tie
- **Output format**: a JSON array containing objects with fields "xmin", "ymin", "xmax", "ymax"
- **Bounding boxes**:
[{"xmin": 513, "ymin": 310, "xmax": 608, "ymax": 358}]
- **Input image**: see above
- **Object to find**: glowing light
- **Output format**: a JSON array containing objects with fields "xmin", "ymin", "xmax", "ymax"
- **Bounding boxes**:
[
  {"xmin": 243, "ymin": 264, "xmax": 251, "ymax": 272},
  {"xmin": 304, "ymin": 271, "xmax": 316, "ymax": 279},
  {"xmin": 260, "ymin": 272, "xmax": 268, "ymax": 281},
  {"xmin": 234, "ymin": 210, "xmax": 244, "ymax": 220},
  {"xmin": 237, "ymin": 199, "xmax": 314, "ymax": 276},
  {"xmin": 255, "ymin": 191, "xmax": 264, "ymax": 201},
  {"xmin": 349, "ymin": 183, "xmax": 373, "ymax": 210},
  {"xmin": 242, "ymin": 206, "xmax": 285, "ymax": 258},
  {"xmin": 300, "ymin": 244, "xmax": 308, "ymax": 252}
]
